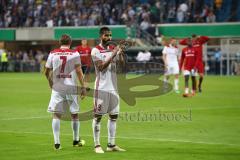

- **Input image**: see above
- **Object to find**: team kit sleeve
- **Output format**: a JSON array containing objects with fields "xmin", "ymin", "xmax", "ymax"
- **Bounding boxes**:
[
  {"xmin": 91, "ymin": 48, "xmax": 103, "ymax": 62},
  {"xmin": 45, "ymin": 52, "xmax": 53, "ymax": 68}
]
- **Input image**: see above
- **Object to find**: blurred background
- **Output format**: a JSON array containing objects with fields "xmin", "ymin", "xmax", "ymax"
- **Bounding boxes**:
[{"xmin": 0, "ymin": 0, "xmax": 240, "ymax": 75}]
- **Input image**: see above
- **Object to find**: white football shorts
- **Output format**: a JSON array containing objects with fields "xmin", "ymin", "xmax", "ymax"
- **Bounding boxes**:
[
  {"xmin": 165, "ymin": 64, "xmax": 179, "ymax": 75},
  {"xmin": 183, "ymin": 69, "xmax": 198, "ymax": 76},
  {"xmin": 47, "ymin": 90, "xmax": 80, "ymax": 114},
  {"xmin": 93, "ymin": 90, "xmax": 119, "ymax": 115}
]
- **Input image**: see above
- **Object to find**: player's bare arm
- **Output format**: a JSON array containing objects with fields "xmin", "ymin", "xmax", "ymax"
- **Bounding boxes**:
[
  {"xmin": 75, "ymin": 64, "xmax": 87, "ymax": 99},
  {"xmin": 162, "ymin": 54, "xmax": 167, "ymax": 66},
  {"xmin": 44, "ymin": 67, "xmax": 53, "ymax": 88},
  {"xmin": 118, "ymin": 51, "xmax": 125, "ymax": 66},
  {"xmin": 94, "ymin": 47, "xmax": 119, "ymax": 72}
]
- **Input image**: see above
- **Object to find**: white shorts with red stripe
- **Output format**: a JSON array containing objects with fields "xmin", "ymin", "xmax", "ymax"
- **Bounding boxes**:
[{"xmin": 93, "ymin": 90, "xmax": 119, "ymax": 115}]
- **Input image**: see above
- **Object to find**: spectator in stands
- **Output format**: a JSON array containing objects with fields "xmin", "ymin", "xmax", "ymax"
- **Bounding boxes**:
[
  {"xmin": 0, "ymin": 0, "xmax": 239, "ymax": 28},
  {"xmin": 155, "ymin": 0, "xmax": 166, "ymax": 23},
  {"xmin": 206, "ymin": 10, "xmax": 216, "ymax": 23},
  {"xmin": 140, "ymin": 16, "xmax": 150, "ymax": 31},
  {"xmin": 200, "ymin": 5, "xmax": 209, "ymax": 22},
  {"xmin": 177, "ymin": 6, "xmax": 185, "ymax": 23},
  {"xmin": 167, "ymin": 6, "xmax": 176, "ymax": 23}
]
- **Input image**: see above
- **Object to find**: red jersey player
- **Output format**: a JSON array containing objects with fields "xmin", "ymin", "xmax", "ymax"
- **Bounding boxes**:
[
  {"xmin": 179, "ymin": 34, "xmax": 209, "ymax": 92},
  {"xmin": 180, "ymin": 38, "xmax": 200, "ymax": 97},
  {"xmin": 75, "ymin": 39, "xmax": 92, "ymax": 90}
]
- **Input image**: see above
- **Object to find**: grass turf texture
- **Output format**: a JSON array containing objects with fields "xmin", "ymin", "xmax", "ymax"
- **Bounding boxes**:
[{"xmin": 0, "ymin": 73, "xmax": 240, "ymax": 160}]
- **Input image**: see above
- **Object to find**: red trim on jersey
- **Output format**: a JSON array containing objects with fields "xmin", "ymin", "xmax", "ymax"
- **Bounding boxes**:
[
  {"xmin": 50, "ymin": 48, "xmax": 75, "ymax": 55},
  {"xmin": 96, "ymin": 44, "xmax": 115, "ymax": 53},
  {"xmin": 96, "ymin": 45, "xmax": 105, "ymax": 51}
]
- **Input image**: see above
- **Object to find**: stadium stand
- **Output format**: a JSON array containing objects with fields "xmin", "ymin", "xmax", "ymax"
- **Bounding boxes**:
[
  {"xmin": 1, "ymin": 0, "xmax": 240, "ymax": 28},
  {"xmin": 0, "ymin": 0, "xmax": 240, "ymax": 75}
]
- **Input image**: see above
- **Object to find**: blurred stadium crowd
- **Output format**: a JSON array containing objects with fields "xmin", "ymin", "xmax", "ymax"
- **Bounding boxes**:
[
  {"xmin": 1, "ymin": 48, "xmax": 240, "ymax": 75},
  {"xmin": 0, "ymin": 49, "xmax": 48, "ymax": 72},
  {"xmin": 1, "ymin": 0, "xmax": 240, "ymax": 27}
]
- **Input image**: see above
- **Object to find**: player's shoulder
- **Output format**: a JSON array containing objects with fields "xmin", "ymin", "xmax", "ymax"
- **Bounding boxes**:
[
  {"xmin": 92, "ymin": 45, "xmax": 105, "ymax": 53},
  {"xmin": 163, "ymin": 45, "xmax": 169, "ymax": 49},
  {"xmin": 50, "ymin": 48, "xmax": 61, "ymax": 54},
  {"xmin": 162, "ymin": 45, "xmax": 169, "ymax": 52},
  {"xmin": 91, "ymin": 46, "xmax": 100, "ymax": 55}
]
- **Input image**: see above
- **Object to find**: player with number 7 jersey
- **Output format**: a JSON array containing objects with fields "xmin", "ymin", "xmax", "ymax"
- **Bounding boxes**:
[
  {"xmin": 45, "ymin": 34, "xmax": 86, "ymax": 150},
  {"xmin": 46, "ymin": 47, "xmax": 81, "ymax": 86}
]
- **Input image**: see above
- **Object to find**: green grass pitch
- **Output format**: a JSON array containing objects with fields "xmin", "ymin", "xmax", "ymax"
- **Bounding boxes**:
[{"xmin": 0, "ymin": 73, "xmax": 240, "ymax": 160}]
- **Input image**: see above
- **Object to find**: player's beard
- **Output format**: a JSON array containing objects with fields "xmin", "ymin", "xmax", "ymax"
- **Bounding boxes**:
[{"xmin": 102, "ymin": 39, "xmax": 110, "ymax": 48}]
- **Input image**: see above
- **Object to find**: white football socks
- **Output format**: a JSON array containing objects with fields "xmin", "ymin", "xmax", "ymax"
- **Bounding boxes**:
[
  {"xmin": 108, "ymin": 119, "xmax": 116, "ymax": 145},
  {"xmin": 71, "ymin": 120, "xmax": 79, "ymax": 141},
  {"xmin": 92, "ymin": 118, "xmax": 100, "ymax": 146},
  {"xmin": 174, "ymin": 78, "xmax": 179, "ymax": 91},
  {"xmin": 52, "ymin": 118, "xmax": 60, "ymax": 144},
  {"xmin": 185, "ymin": 88, "xmax": 189, "ymax": 94}
]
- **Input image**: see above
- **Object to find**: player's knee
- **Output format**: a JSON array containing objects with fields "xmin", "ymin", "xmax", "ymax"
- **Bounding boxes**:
[
  {"xmin": 109, "ymin": 114, "xmax": 118, "ymax": 121},
  {"xmin": 94, "ymin": 114, "xmax": 102, "ymax": 122},
  {"xmin": 71, "ymin": 114, "xmax": 79, "ymax": 120},
  {"xmin": 53, "ymin": 113, "xmax": 62, "ymax": 119}
]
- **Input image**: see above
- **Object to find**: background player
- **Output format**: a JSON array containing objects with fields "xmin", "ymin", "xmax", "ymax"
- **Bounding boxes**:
[
  {"xmin": 180, "ymin": 38, "xmax": 200, "ymax": 97},
  {"xmin": 45, "ymin": 34, "xmax": 86, "ymax": 150},
  {"xmin": 75, "ymin": 39, "xmax": 92, "ymax": 90},
  {"xmin": 91, "ymin": 27, "xmax": 125, "ymax": 153},
  {"xmin": 162, "ymin": 38, "xmax": 180, "ymax": 93},
  {"xmin": 180, "ymin": 34, "xmax": 209, "ymax": 92}
]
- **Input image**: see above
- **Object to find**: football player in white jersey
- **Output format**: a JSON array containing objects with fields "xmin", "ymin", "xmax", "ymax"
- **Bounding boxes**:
[
  {"xmin": 91, "ymin": 27, "xmax": 126, "ymax": 153},
  {"xmin": 162, "ymin": 38, "xmax": 180, "ymax": 93},
  {"xmin": 45, "ymin": 34, "xmax": 86, "ymax": 150}
]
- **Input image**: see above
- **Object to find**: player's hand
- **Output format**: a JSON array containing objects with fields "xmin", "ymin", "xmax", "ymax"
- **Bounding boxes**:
[
  {"xmin": 80, "ymin": 87, "xmax": 87, "ymax": 100},
  {"xmin": 112, "ymin": 46, "xmax": 119, "ymax": 57},
  {"xmin": 117, "ymin": 47, "xmax": 124, "ymax": 55}
]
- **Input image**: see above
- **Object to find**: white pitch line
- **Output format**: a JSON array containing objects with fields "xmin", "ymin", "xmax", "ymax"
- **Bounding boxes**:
[
  {"xmin": 0, "ymin": 130, "xmax": 239, "ymax": 147},
  {"xmin": 0, "ymin": 106, "xmax": 239, "ymax": 121},
  {"xmin": 0, "ymin": 116, "xmax": 50, "ymax": 121}
]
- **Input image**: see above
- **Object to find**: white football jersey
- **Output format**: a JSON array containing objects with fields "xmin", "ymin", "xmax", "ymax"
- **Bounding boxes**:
[
  {"xmin": 91, "ymin": 44, "xmax": 118, "ymax": 91},
  {"xmin": 162, "ymin": 45, "xmax": 179, "ymax": 66},
  {"xmin": 45, "ymin": 47, "xmax": 81, "ymax": 88}
]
